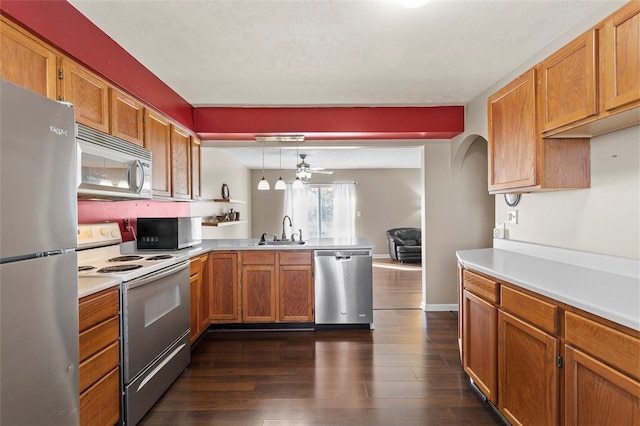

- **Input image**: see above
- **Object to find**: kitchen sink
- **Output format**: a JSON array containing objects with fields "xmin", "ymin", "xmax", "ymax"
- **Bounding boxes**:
[{"xmin": 252, "ymin": 240, "xmax": 306, "ymax": 246}]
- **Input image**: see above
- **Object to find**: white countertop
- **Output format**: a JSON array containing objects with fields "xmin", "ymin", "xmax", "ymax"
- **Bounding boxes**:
[
  {"xmin": 456, "ymin": 246, "xmax": 640, "ymax": 331},
  {"xmin": 78, "ymin": 276, "xmax": 121, "ymax": 299}
]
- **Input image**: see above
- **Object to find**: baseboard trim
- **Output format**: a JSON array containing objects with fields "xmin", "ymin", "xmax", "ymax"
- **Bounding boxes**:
[{"xmin": 421, "ymin": 302, "xmax": 458, "ymax": 312}]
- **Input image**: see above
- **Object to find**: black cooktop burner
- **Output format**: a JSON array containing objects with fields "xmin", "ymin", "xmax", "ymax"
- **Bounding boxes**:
[
  {"xmin": 109, "ymin": 255, "xmax": 144, "ymax": 262},
  {"xmin": 146, "ymin": 255, "xmax": 173, "ymax": 261},
  {"xmin": 98, "ymin": 264, "xmax": 143, "ymax": 273},
  {"xmin": 78, "ymin": 265, "xmax": 96, "ymax": 272}
]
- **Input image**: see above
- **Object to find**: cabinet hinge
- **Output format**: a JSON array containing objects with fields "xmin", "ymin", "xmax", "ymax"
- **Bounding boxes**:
[
  {"xmin": 58, "ymin": 69, "xmax": 64, "ymax": 79},
  {"xmin": 556, "ymin": 354, "xmax": 563, "ymax": 368},
  {"xmin": 142, "ymin": 114, "xmax": 146, "ymax": 123}
]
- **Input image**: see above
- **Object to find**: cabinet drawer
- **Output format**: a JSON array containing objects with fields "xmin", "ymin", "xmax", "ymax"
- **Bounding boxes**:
[
  {"xmin": 79, "ymin": 288, "xmax": 119, "ymax": 332},
  {"xmin": 463, "ymin": 270, "xmax": 499, "ymax": 303},
  {"xmin": 279, "ymin": 251, "xmax": 312, "ymax": 265},
  {"xmin": 80, "ymin": 366, "xmax": 120, "ymax": 426},
  {"xmin": 565, "ymin": 311, "xmax": 640, "ymax": 379},
  {"xmin": 242, "ymin": 251, "xmax": 276, "ymax": 265},
  {"xmin": 79, "ymin": 341, "xmax": 119, "ymax": 393},
  {"xmin": 500, "ymin": 285, "xmax": 558, "ymax": 334},
  {"xmin": 79, "ymin": 316, "xmax": 119, "ymax": 361}
]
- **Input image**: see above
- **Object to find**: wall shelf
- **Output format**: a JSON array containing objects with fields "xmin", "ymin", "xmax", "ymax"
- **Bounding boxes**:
[
  {"xmin": 213, "ymin": 199, "xmax": 245, "ymax": 204},
  {"xmin": 203, "ymin": 220, "xmax": 248, "ymax": 227}
]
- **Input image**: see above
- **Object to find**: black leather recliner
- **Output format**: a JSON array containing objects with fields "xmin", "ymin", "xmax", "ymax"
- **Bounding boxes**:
[{"xmin": 386, "ymin": 228, "xmax": 422, "ymax": 263}]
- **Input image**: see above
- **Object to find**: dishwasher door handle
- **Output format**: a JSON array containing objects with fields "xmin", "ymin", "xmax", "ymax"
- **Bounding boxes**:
[{"xmin": 335, "ymin": 255, "xmax": 352, "ymax": 261}]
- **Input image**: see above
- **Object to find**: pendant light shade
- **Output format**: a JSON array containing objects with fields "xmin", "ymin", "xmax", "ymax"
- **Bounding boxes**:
[
  {"xmin": 258, "ymin": 139, "xmax": 270, "ymax": 190},
  {"xmin": 258, "ymin": 177, "xmax": 270, "ymax": 190},
  {"xmin": 275, "ymin": 178, "xmax": 286, "ymax": 190}
]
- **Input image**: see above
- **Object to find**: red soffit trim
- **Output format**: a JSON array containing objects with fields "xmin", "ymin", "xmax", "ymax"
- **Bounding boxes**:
[{"xmin": 194, "ymin": 106, "xmax": 464, "ymax": 140}]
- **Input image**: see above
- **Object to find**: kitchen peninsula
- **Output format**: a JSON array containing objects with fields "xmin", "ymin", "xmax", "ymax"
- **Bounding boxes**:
[{"xmin": 120, "ymin": 237, "xmax": 375, "ymax": 336}]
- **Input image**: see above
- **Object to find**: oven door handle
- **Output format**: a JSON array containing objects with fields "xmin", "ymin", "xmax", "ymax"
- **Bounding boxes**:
[{"xmin": 126, "ymin": 260, "xmax": 189, "ymax": 290}]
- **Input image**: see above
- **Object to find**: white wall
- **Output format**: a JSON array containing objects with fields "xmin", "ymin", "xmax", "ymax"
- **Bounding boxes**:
[{"xmin": 189, "ymin": 148, "xmax": 252, "ymax": 239}]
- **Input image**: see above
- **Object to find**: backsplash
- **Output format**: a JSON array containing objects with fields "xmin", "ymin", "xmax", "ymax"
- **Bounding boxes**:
[{"xmin": 78, "ymin": 200, "xmax": 190, "ymax": 242}]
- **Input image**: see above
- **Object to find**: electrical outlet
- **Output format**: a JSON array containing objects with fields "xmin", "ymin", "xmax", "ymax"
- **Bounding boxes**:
[
  {"xmin": 507, "ymin": 210, "xmax": 518, "ymax": 224},
  {"xmin": 123, "ymin": 218, "xmax": 130, "ymax": 228},
  {"xmin": 493, "ymin": 223, "xmax": 505, "ymax": 239}
]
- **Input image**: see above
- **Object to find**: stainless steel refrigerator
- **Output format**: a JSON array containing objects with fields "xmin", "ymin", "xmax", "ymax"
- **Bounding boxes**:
[{"xmin": 0, "ymin": 80, "xmax": 79, "ymax": 425}]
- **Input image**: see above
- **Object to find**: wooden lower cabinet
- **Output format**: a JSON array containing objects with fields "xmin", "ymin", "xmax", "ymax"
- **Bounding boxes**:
[
  {"xmin": 78, "ymin": 287, "xmax": 120, "ymax": 426},
  {"xmin": 242, "ymin": 264, "xmax": 277, "ymax": 322},
  {"xmin": 564, "ymin": 345, "xmax": 640, "ymax": 425},
  {"xmin": 460, "ymin": 265, "xmax": 640, "ymax": 426},
  {"xmin": 240, "ymin": 250, "xmax": 313, "ymax": 323},
  {"xmin": 462, "ymin": 290, "xmax": 497, "ymax": 403},
  {"xmin": 210, "ymin": 252, "xmax": 239, "ymax": 322},
  {"xmin": 190, "ymin": 254, "xmax": 211, "ymax": 344},
  {"xmin": 498, "ymin": 310, "xmax": 559, "ymax": 426}
]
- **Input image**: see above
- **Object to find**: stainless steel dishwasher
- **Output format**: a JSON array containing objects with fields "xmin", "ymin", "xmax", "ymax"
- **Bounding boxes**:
[{"xmin": 314, "ymin": 250, "xmax": 373, "ymax": 325}]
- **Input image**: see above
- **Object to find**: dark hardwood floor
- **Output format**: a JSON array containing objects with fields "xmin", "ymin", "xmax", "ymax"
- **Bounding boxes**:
[{"xmin": 139, "ymin": 259, "xmax": 503, "ymax": 425}]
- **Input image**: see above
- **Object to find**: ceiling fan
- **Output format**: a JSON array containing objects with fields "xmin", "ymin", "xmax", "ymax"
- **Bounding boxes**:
[{"xmin": 295, "ymin": 154, "xmax": 333, "ymax": 182}]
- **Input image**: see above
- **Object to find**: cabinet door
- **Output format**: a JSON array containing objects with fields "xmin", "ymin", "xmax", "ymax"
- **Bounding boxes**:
[
  {"xmin": 191, "ymin": 136, "xmax": 202, "ymax": 200},
  {"xmin": 498, "ymin": 310, "xmax": 559, "ymax": 426},
  {"xmin": 487, "ymin": 68, "xmax": 537, "ymax": 192},
  {"xmin": 462, "ymin": 290, "xmax": 497, "ymax": 403},
  {"xmin": 564, "ymin": 345, "xmax": 640, "ymax": 426},
  {"xmin": 603, "ymin": 1, "xmax": 640, "ymax": 112},
  {"xmin": 198, "ymin": 254, "xmax": 211, "ymax": 332},
  {"xmin": 189, "ymin": 271, "xmax": 200, "ymax": 345},
  {"xmin": 540, "ymin": 30, "xmax": 598, "ymax": 133},
  {"xmin": 79, "ymin": 367, "xmax": 120, "ymax": 426},
  {"xmin": 171, "ymin": 125, "xmax": 191, "ymax": 200},
  {"xmin": 60, "ymin": 59, "xmax": 109, "ymax": 133},
  {"xmin": 242, "ymin": 265, "xmax": 276, "ymax": 322},
  {"xmin": 210, "ymin": 252, "xmax": 239, "ymax": 322},
  {"xmin": 144, "ymin": 110, "xmax": 172, "ymax": 197},
  {"xmin": 279, "ymin": 265, "xmax": 313, "ymax": 322},
  {"xmin": 0, "ymin": 17, "xmax": 58, "ymax": 99},
  {"xmin": 110, "ymin": 87, "xmax": 144, "ymax": 146}
]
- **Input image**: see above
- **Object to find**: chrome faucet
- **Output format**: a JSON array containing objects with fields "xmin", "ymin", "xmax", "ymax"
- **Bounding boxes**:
[{"xmin": 281, "ymin": 215, "xmax": 292, "ymax": 240}]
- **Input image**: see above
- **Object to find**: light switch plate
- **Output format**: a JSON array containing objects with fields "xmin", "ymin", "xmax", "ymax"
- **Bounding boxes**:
[{"xmin": 507, "ymin": 210, "xmax": 518, "ymax": 224}]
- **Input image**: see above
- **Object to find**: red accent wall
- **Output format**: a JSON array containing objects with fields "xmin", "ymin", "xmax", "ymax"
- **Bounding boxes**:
[
  {"xmin": 194, "ymin": 106, "xmax": 464, "ymax": 140},
  {"xmin": 78, "ymin": 200, "xmax": 190, "ymax": 242}
]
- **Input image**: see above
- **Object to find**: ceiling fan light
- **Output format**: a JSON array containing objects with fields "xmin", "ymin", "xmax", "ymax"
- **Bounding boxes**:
[
  {"xmin": 275, "ymin": 177, "xmax": 286, "ymax": 190},
  {"xmin": 258, "ymin": 177, "xmax": 270, "ymax": 190},
  {"xmin": 292, "ymin": 177, "xmax": 304, "ymax": 189}
]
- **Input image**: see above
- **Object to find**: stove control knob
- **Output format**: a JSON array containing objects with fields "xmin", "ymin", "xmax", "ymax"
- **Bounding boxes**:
[
  {"xmin": 111, "ymin": 230, "xmax": 118, "ymax": 238},
  {"xmin": 100, "ymin": 227, "xmax": 109, "ymax": 236}
]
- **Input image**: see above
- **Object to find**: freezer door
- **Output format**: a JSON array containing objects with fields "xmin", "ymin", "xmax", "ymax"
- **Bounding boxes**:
[
  {"xmin": 0, "ymin": 80, "xmax": 77, "ymax": 259},
  {"xmin": 0, "ymin": 252, "xmax": 79, "ymax": 425}
]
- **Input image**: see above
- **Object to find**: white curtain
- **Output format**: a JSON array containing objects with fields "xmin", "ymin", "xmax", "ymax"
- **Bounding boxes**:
[{"xmin": 284, "ymin": 183, "xmax": 356, "ymax": 239}]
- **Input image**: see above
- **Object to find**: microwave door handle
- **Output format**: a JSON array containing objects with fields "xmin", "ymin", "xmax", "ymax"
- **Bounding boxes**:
[{"xmin": 135, "ymin": 160, "xmax": 144, "ymax": 193}]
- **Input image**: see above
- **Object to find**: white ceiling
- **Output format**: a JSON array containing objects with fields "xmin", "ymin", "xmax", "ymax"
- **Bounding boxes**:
[{"xmin": 68, "ymin": 0, "xmax": 611, "ymax": 170}]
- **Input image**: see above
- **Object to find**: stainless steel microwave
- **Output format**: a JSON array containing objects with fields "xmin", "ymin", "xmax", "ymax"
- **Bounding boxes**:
[
  {"xmin": 136, "ymin": 217, "xmax": 202, "ymax": 250},
  {"xmin": 76, "ymin": 124, "xmax": 152, "ymax": 199}
]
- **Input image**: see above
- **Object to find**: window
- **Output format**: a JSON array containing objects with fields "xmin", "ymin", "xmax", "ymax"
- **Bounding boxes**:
[{"xmin": 284, "ymin": 183, "xmax": 356, "ymax": 239}]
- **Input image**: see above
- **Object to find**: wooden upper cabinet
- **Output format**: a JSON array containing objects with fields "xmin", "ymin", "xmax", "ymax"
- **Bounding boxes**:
[
  {"xmin": 602, "ymin": 1, "xmax": 640, "ymax": 112},
  {"xmin": 487, "ymin": 68, "xmax": 538, "ymax": 192},
  {"xmin": 170, "ymin": 125, "xmax": 191, "ymax": 200},
  {"xmin": 0, "ymin": 16, "xmax": 58, "ymax": 99},
  {"xmin": 540, "ymin": 30, "xmax": 598, "ymax": 133},
  {"xmin": 59, "ymin": 59, "xmax": 109, "ymax": 133},
  {"xmin": 144, "ymin": 110, "xmax": 172, "ymax": 197},
  {"xmin": 110, "ymin": 88, "xmax": 144, "ymax": 146},
  {"xmin": 191, "ymin": 136, "xmax": 202, "ymax": 200}
]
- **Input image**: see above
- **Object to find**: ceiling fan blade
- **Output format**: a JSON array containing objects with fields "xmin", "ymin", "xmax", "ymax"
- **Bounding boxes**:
[{"xmin": 312, "ymin": 170, "xmax": 334, "ymax": 175}]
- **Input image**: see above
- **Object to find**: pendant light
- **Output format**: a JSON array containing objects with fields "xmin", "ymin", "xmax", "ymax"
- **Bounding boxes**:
[
  {"xmin": 274, "ymin": 144, "xmax": 286, "ymax": 190},
  {"xmin": 257, "ymin": 139, "xmax": 270, "ymax": 190}
]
